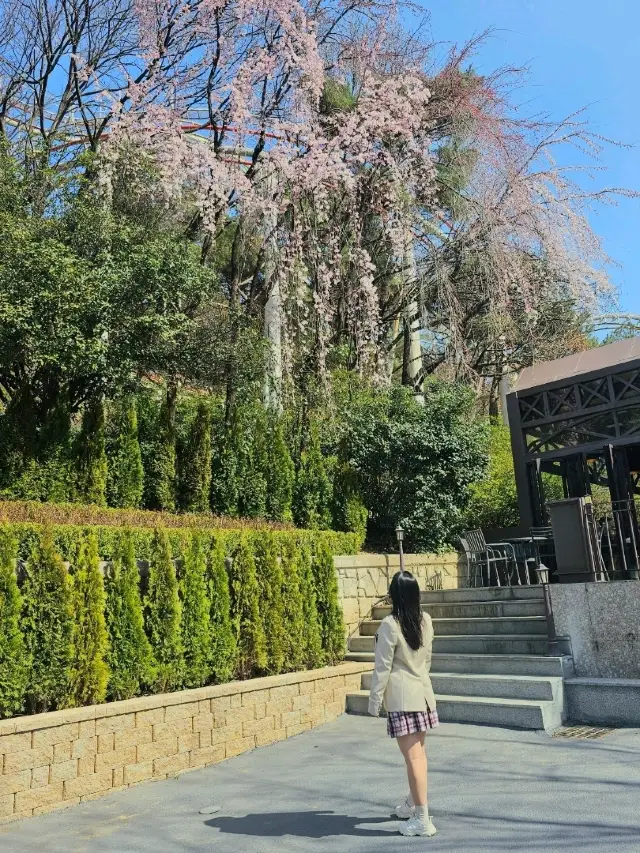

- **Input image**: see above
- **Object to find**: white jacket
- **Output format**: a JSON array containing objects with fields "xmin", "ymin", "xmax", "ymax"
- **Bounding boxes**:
[{"xmin": 368, "ymin": 614, "xmax": 437, "ymax": 717}]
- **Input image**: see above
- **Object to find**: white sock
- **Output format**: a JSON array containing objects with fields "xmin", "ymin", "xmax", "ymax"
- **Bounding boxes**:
[{"xmin": 415, "ymin": 804, "xmax": 428, "ymax": 822}]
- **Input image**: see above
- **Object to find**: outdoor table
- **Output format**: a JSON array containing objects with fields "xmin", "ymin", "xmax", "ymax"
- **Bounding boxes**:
[{"xmin": 503, "ymin": 536, "xmax": 549, "ymax": 584}]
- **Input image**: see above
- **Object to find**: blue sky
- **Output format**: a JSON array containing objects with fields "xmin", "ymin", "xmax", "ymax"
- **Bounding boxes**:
[{"xmin": 423, "ymin": 0, "xmax": 640, "ymax": 315}]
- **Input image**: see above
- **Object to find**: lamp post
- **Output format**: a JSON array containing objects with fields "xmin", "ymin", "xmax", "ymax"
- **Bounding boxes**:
[
  {"xmin": 396, "ymin": 526, "xmax": 405, "ymax": 573},
  {"xmin": 527, "ymin": 558, "xmax": 560, "ymax": 657}
]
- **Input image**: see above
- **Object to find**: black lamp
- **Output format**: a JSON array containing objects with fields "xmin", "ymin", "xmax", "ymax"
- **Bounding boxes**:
[{"xmin": 527, "ymin": 558, "xmax": 559, "ymax": 657}]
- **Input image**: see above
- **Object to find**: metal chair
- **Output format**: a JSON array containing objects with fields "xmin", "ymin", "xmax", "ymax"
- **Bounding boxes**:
[
  {"xmin": 460, "ymin": 530, "xmax": 518, "ymax": 587},
  {"xmin": 529, "ymin": 526, "xmax": 555, "ymax": 585}
]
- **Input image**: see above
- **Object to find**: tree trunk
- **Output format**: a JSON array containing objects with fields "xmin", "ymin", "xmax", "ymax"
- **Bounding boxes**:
[
  {"xmin": 262, "ymin": 165, "xmax": 283, "ymax": 412},
  {"xmin": 402, "ymin": 236, "xmax": 423, "ymax": 403}
]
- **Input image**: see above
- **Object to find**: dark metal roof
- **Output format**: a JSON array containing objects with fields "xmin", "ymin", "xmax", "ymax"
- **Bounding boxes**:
[{"xmin": 514, "ymin": 337, "xmax": 640, "ymax": 394}]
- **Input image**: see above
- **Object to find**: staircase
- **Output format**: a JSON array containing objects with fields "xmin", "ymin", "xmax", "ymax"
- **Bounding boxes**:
[{"xmin": 345, "ymin": 585, "xmax": 574, "ymax": 732}]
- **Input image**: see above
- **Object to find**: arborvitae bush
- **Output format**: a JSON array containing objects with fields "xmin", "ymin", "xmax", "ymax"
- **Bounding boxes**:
[
  {"xmin": 180, "ymin": 533, "xmax": 213, "ymax": 688},
  {"xmin": 332, "ymin": 463, "xmax": 368, "ymax": 546},
  {"xmin": 107, "ymin": 397, "xmax": 144, "ymax": 509},
  {"xmin": 229, "ymin": 537, "xmax": 267, "ymax": 678},
  {"xmin": 70, "ymin": 532, "xmax": 110, "ymax": 706},
  {"xmin": 313, "ymin": 540, "xmax": 345, "ymax": 665},
  {"xmin": 147, "ymin": 387, "xmax": 178, "ymax": 512},
  {"xmin": 22, "ymin": 529, "xmax": 74, "ymax": 712},
  {"xmin": 279, "ymin": 538, "xmax": 307, "ymax": 672},
  {"xmin": 237, "ymin": 409, "xmax": 268, "ymax": 519},
  {"xmin": 179, "ymin": 402, "xmax": 213, "ymax": 513},
  {"xmin": 144, "ymin": 528, "xmax": 183, "ymax": 692},
  {"xmin": 297, "ymin": 542, "xmax": 324, "ymax": 668},
  {"xmin": 105, "ymin": 530, "xmax": 154, "ymax": 700},
  {"xmin": 0, "ymin": 529, "xmax": 27, "ymax": 718},
  {"xmin": 211, "ymin": 428, "xmax": 240, "ymax": 516},
  {"xmin": 266, "ymin": 416, "xmax": 295, "ymax": 522},
  {"xmin": 207, "ymin": 538, "xmax": 237, "ymax": 683},
  {"xmin": 294, "ymin": 425, "xmax": 333, "ymax": 529},
  {"xmin": 75, "ymin": 399, "xmax": 108, "ymax": 506},
  {"xmin": 254, "ymin": 533, "xmax": 285, "ymax": 675}
]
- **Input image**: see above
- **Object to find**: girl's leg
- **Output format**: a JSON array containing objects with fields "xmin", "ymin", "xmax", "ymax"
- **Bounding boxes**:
[{"xmin": 396, "ymin": 732, "xmax": 427, "ymax": 807}]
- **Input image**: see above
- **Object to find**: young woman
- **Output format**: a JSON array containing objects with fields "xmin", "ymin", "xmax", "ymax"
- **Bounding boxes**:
[{"xmin": 368, "ymin": 570, "xmax": 438, "ymax": 838}]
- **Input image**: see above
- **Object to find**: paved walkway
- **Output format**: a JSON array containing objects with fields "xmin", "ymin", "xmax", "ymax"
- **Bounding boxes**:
[{"xmin": 2, "ymin": 716, "xmax": 640, "ymax": 853}]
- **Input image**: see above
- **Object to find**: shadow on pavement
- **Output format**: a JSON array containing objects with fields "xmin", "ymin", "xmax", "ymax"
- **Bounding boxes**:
[{"xmin": 205, "ymin": 811, "xmax": 399, "ymax": 838}]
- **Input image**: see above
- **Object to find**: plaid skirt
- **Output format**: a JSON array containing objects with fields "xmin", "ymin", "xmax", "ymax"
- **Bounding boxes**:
[{"xmin": 387, "ymin": 710, "xmax": 440, "ymax": 738}]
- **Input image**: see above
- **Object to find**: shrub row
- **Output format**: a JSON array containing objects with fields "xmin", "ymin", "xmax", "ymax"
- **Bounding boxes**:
[{"xmin": 0, "ymin": 523, "xmax": 351, "ymax": 719}]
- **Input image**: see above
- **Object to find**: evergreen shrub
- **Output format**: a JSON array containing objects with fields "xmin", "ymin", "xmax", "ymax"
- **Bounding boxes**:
[
  {"xmin": 180, "ymin": 533, "xmax": 213, "ymax": 688},
  {"xmin": 0, "ymin": 529, "xmax": 27, "ymax": 717},
  {"xmin": 144, "ymin": 528, "xmax": 183, "ymax": 691}
]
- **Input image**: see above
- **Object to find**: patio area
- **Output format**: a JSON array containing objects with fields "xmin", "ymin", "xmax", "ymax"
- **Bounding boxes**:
[{"xmin": 2, "ymin": 715, "xmax": 639, "ymax": 853}]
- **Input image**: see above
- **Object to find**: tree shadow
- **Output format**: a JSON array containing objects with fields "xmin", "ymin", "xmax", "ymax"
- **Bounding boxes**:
[{"xmin": 205, "ymin": 811, "xmax": 400, "ymax": 839}]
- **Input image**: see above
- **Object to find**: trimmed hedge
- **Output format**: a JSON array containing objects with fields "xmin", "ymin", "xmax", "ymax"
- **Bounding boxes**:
[{"xmin": 0, "ymin": 521, "xmax": 353, "ymax": 719}]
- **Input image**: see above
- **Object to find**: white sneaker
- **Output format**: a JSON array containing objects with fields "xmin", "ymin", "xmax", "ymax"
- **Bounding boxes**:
[
  {"xmin": 395, "ymin": 796, "xmax": 414, "ymax": 819},
  {"xmin": 399, "ymin": 815, "xmax": 437, "ymax": 837}
]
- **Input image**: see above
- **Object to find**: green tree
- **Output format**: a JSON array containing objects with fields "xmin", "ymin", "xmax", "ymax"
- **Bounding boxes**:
[
  {"xmin": 279, "ymin": 539, "xmax": 307, "ymax": 672},
  {"xmin": 105, "ymin": 531, "xmax": 154, "ymax": 700},
  {"xmin": 255, "ymin": 534, "xmax": 286, "ymax": 675},
  {"xmin": 70, "ymin": 532, "xmax": 110, "ymax": 705},
  {"xmin": 229, "ymin": 537, "xmax": 267, "ymax": 678},
  {"xmin": 294, "ymin": 425, "xmax": 333, "ymax": 529},
  {"xmin": 75, "ymin": 399, "xmax": 108, "ymax": 506},
  {"xmin": 144, "ymin": 529, "xmax": 183, "ymax": 692},
  {"xmin": 22, "ymin": 530, "xmax": 74, "ymax": 712},
  {"xmin": 313, "ymin": 540, "xmax": 345, "ymax": 665},
  {"xmin": 332, "ymin": 463, "xmax": 368, "ymax": 546},
  {"xmin": 207, "ymin": 539, "xmax": 237, "ymax": 683},
  {"xmin": 297, "ymin": 541, "xmax": 324, "ymax": 668},
  {"xmin": 180, "ymin": 533, "xmax": 213, "ymax": 688},
  {"xmin": 210, "ymin": 428, "xmax": 240, "ymax": 516},
  {"xmin": 107, "ymin": 397, "xmax": 144, "ymax": 508},
  {"xmin": 266, "ymin": 416, "xmax": 295, "ymax": 522},
  {"xmin": 146, "ymin": 386, "xmax": 178, "ymax": 512},
  {"xmin": 179, "ymin": 401, "xmax": 213, "ymax": 513},
  {"xmin": 0, "ymin": 529, "xmax": 27, "ymax": 718}
]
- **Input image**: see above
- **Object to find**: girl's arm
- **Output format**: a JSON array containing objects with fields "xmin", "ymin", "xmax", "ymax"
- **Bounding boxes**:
[{"xmin": 368, "ymin": 619, "xmax": 397, "ymax": 717}]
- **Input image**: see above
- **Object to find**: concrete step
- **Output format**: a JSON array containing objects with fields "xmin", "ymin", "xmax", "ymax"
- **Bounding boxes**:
[
  {"xmin": 422, "ymin": 586, "xmax": 544, "ymax": 604},
  {"xmin": 349, "ymin": 633, "xmax": 557, "ymax": 656},
  {"xmin": 346, "ymin": 690, "xmax": 563, "ymax": 732},
  {"xmin": 345, "ymin": 651, "xmax": 575, "ymax": 678},
  {"xmin": 360, "ymin": 616, "xmax": 548, "ymax": 637},
  {"xmin": 372, "ymin": 600, "xmax": 546, "ymax": 620},
  {"xmin": 565, "ymin": 678, "xmax": 640, "ymax": 727},
  {"xmin": 360, "ymin": 671, "xmax": 562, "ymax": 702}
]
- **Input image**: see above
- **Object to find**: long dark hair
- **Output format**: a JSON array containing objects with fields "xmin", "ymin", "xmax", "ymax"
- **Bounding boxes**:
[{"xmin": 389, "ymin": 571, "xmax": 423, "ymax": 651}]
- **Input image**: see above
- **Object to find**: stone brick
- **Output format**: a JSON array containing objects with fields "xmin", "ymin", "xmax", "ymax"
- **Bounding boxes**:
[
  {"xmin": 279, "ymin": 710, "xmax": 301, "ymax": 729},
  {"xmin": 15, "ymin": 783, "xmax": 63, "ymax": 813},
  {"xmin": 50, "ymin": 759, "xmax": 78, "ymax": 784},
  {"xmin": 0, "ymin": 732, "xmax": 32, "ymax": 754},
  {"xmin": 298, "ymin": 680, "xmax": 316, "ymax": 696},
  {"xmin": 210, "ymin": 696, "xmax": 232, "ymax": 715},
  {"xmin": 225, "ymin": 704, "xmax": 255, "ymax": 725},
  {"xmin": 32, "ymin": 724, "xmax": 79, "ymax": 749},
  {"xmin": 4, "ymin": 746, "xmax": 53, "ymax": 774},
  {"xmin": 135, "ymin": 708, "xmax": 164, "ymax": 727},
  {"xmin": 31, "ymin": 765, "xmax": 51, "ymax": 788},
  {"xmin": 292, "ymin": 694, "xmax": 312, "ymax": 712},
  {"xmin": 242, "ymin": 688, "xmax": 270, "ymax": 707},
  {"xmin": 78, "ymin": 720, "xmax": 96, "ymax": 739},
  {"xmin": 136, "ymin": 737, "xmax": 178, "ymax": 763},
  {"xmin": 178, "ymin": 733, "xmax": 200, "ymax": 753},
  {"xmin": 53, "ymin": 741, "xmax": 72, "ymax": 762},
  {"xmin": 243, "ymin": 717, "xmax": 275, "ymax": 738},
  {"xmin": 72, "ymin": 737, "xmax": 97, "ymax": 759},
  {"xmin": 0, "ymin": 770, "xmax": 31, "ymax": 796},
  {"xmin": 78, "ymin": 755, "xmax": 96, "ymax": 775},
  {"xmin": 63, "ymin": 770, "xmax": 112, "ymax": 800},
  {"xmin": 124, "ymin": 761, "xmax": 153, "ymax": 785},
  {"xmin": 302, "ymin": 707, "xmax": 326, "ymax": 728},
  {"xmin": 230, "ymin": 693, "xmax": 242, "ymax": 709},
  {"xmin": 314, "ymin": 689, "xmax": 334, "ymax": 707},
  {"xmin": 153, "ymin": 752, "xmax": 190, "ymax": 778},
  {"xmin": 95, "ymin": 714, "xmax": 135, "ymax": 736},
  {"xmin": 197, "ymin": 700, "xmax": 211, "ymax": 715},
  {"xmin": 114, "ymin": 726, "xmax": 153, "ymax": 750},
  {"xmin": 97, "ymin": 733, "xmax": 115, "ymax": 754},
  {"xmin": 325, "ymin": 700, "xmax": 345, "ymax": 720},
  {"xmin": 112, "ymin": 767, "xmax": 125, "ymax": 788},
  {"xmin": 286, "ymin": 722, "xmax": 312, "ymax": 738},
  {"xmin": 192, "ymin": 714, "xmax": 214, "ymax": 733},
  {"xmin": 164, "ymin": 701, "xmax": 199, "ymax": 722},
  {"xmin": 225, "ymin": 736, "xmax": 255, "ymax": 758},
  {"xmin": 154, "ymin": 719, "xmax": 193, "ymax": 741},
  {"xmin": 199, "ymin": 730, "xmax": 212, "ymax": 748},
  {"xmin": 264, "ymin": 698, "xmax": 293, "ymax": 717},
  {"xmin": 255, "ymin": 728, "xmax": 287, "ymax": 748},
  {"xmin": 0, "ymin": 795, "xmax": 15, "ymax": 818},
  {"xmin": 189, "ymin": 745, "xmax": 225, "ymax": 768},
  {"xmin": 33, "ymin": 797, "xmax": 80, "ymax": 816},
  {"xmin": 95, "ymin": 746, "xmax": 136, "ymax": 772},
  {"xmin": 211, "ymin": 724, "xmax": 243, "ymax": 747},
  {"xmin": 270, "ymin": 684, "xmax": 300, "ymax": 702}
]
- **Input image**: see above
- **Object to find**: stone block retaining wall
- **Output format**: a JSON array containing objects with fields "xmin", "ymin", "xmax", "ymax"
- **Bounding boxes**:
[
  {"xmin": 0, "ymin": 662, "xmax": 370, "ymax": 824},
  {"xmin": 335, "ymin": 552, "xmax": 464, "ymax": 636}
]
